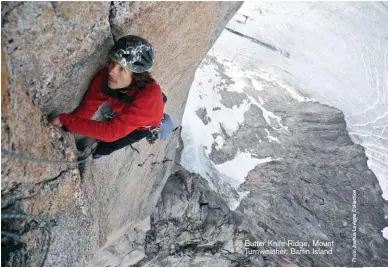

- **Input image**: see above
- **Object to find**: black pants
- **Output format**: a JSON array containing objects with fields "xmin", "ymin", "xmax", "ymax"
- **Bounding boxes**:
[{"xmin": 94, "ymin": 130, "xmax": 150, "ymax": 156}]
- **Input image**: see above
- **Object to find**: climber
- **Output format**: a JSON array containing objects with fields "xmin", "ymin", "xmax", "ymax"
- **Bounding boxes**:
[{"xmin": 49, "ymin": 35, "xmax": 165, "ymax": 158}]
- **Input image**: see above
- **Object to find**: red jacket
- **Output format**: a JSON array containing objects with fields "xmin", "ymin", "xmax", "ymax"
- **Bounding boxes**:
[{"xmin": 59, "ymin": 67, "xmax": 164, "ymax": 142}]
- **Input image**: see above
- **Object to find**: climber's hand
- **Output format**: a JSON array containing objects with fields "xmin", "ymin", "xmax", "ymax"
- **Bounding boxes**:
[{"xmin": 49, "ymin": 116, "xmax": 63, "ymax": 127}]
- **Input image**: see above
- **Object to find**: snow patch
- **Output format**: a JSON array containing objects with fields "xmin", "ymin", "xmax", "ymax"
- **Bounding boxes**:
[
  {"xmin": 215, "ymin": 152, "xmax": 275, "ymax": 189},
  {"xmin": 181, "ymin": 49, "xmax": 296, "ymax": 209},
  {"xmin": 382, "ymin": 227, "xmax": 388, "ymax": 240},
  {"xmin": 182, "ymin": 56, "xmax": 252, "ymax": 156},
  {"xmin": 215, "ymin": 135, "xmax": 225, "ymax": 150},
  {"xmin": 265, "ymin": 129, "xmax": 280, "ymax": 143}
]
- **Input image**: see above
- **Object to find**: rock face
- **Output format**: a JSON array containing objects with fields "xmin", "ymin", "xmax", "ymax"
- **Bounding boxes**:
[
  {"xmin": 138, "ymin": 165, "xmax": 244, "ymax": 267},
  {"xmin": 145, "ymin": 104, "xmax": 388, "ymax": 266},
  {"xmin": 236, "ymin": 101, "xmax": 388, "ymax": 266},
  {"xmin": 178, "ymin": 46, "xmax": 388, "ymax": 265},
  {"xmin": 1, "ymin": 2, "xmax": 242, "ymax": 266}
]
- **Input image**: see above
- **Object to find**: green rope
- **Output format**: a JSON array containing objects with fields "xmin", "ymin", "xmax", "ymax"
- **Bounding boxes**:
[
  {"xmin": 2, "ymin": 212, "xmax": 52, "ymax": 267},
  {"xmin": 1, "ymin": 147, "xmax": 97, "ymax": 165},
  {"xmin": 1, "ymin": 231, "xmax": 21, "ymax": 241}
]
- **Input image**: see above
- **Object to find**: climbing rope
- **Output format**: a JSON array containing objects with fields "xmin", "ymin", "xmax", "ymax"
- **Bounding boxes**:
[
  {"xmin": 1, "ymin": 146, "xmax": 97, "ymax": 165},
  {"xmin": 1, "ymin": 146, "xmax": 97, "ymax": 265},
  {"xmin": 1, "ymin": 212, "xmax": 52, "ymax": 267},
  {"xmin": 1, "ymin": 231, "xmax": 21, "ymax": 241}
]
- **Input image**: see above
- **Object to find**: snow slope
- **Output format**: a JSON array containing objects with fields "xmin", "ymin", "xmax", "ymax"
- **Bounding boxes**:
[
  {"xmin": 215, "ymin": 1, "xmax": 388, "ymax": 200},
  {"xmin": 181, "ymin": 1, "xmax": 388, "ymax": 240},
  {"xmin": 180, "ymin": 50, "xmax": 305, "ymax": 209}
]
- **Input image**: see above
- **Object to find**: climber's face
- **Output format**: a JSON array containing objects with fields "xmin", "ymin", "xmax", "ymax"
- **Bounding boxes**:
[{"xmin": 108, "ymin": 59, "xmax": 133, "ymax": 89}]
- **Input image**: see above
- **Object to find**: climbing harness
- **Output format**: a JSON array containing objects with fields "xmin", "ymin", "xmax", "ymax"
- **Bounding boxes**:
[{"xmin": 1, "ymin": 212, "xmax": 52, "ymax": 267}]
